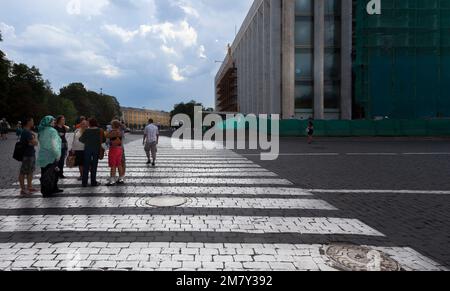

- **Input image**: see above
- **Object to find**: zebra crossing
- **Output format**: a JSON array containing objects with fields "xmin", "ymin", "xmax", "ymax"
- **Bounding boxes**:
[{"xmin": 0, "ymin": 137, "xmax": 446, "ymax": 271}]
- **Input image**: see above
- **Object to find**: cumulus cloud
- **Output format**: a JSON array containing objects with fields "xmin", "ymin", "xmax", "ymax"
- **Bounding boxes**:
[
  {"xmin": 198, "ymin": 45, "xmax": 207, "ymax": 59},
  {"xmin": 3, "ymin": 24, "xmax": 120, "ymax": 79},
  {"xmin": 0, "ymin": 22, "xmax": 16, "ymax": 40},
  {"xmin": 103, "ymin": 20, "xmax": 197, "ymax": 48},
  {"xmin": 169, "ymin": 64, "xmax": 185, "ymax": 81},
  {"xmin": 0, "ymin": 0, "xmax": 253, "ymax": 110},
  {"xmin": 102, "ymin": 24, "xmax": 138, "ymax": 42},
  {"xmin": 66, "ymin": 0, "xmax": 110, "ymax": 17}
]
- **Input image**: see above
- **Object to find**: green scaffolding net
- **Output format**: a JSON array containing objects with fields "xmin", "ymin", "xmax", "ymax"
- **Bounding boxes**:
[{"xmin": 354, "ymin": 0, "xmax": 450, "ymax": 119}]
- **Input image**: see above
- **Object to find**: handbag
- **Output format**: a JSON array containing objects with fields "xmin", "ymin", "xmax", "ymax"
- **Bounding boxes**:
[
  {"xmin": 13, "ymin": 141, "xmax": 26, "ymax": 162},
  {"xmin": 99, "ymin": 129, "xmax": 105, "ymax": 160},
  {"xmin": 66, "ymin": 151, "xmax": 76, "ymax": 168}
]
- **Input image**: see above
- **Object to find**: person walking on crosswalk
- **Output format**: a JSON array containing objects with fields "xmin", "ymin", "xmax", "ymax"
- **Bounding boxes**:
[{"xmin": 143, "ymin": 119, "xmax": 159, "ymax": 167}]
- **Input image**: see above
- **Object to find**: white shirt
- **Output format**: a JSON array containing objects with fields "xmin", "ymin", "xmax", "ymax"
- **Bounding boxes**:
[
  {"xmin": 71, "ymin": 129, "xmax": 85, "ymax": 151},
  {"xmin": 144, "ymin": 124, "xmax": 159, "ymax": 144}
]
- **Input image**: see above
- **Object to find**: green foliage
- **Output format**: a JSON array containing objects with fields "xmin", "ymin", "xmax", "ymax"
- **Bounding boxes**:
[
  {"xmin": 59, "ymin": 83, "xmax": 122, "ymax": 126},
  {"xmin": 0, "ymin": 40, "xmax": 122, "ymax": 126},
  {"xmin": 170, "ymin": 100, "xmax": 205, "ymax": 127}
]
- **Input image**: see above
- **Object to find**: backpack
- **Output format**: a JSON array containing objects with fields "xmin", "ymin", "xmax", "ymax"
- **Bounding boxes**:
[
  {"xmin": 13, "ymin": 141, "xmax": 26, "ymax": 162},
  {"xmin": 40, "ymin": 164, "xmax": 57, "ymax": 196}
]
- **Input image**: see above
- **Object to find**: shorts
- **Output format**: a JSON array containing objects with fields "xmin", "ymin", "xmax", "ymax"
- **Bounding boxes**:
[
  {"xmin": 20, "ymin": 156, "xmax": 36, "ymax": 175},
  {"xmin": 109, "ymin": 146, "xmax": 123, "ymax": 168},
  {"xmin": 75, "ymin": 151, "xmax": 84, "ymax": 167}
]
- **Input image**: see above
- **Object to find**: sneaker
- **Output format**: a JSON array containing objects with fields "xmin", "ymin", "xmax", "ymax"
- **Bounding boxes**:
[
  {"xmin": 91, "ymin": 182, "xmax": 101, "ymax": 187},
  {"xmin": 77, "ymin": 177, "xmax": 82, "ymax": 181},
  {"xmin": 55, "ymin": 189, "xmax": 64, "ymax": 194},
  {"xmin": 28, "ymin": 188, "xmax": 38, "ymax": 193},
  {"xmin": 106, "ymin": 178, "xmax": 117, "ymax": 187},
  {"xmin": 116, "ymin": 178, "xmax": 125, "ymax": 185},
  {"xmin": 152, "ymin": 162, "xmax": 156, "ymax": 167},
  {"xmin": 146, "ymin": 160, "xmax": 151, "ymax": 165}
]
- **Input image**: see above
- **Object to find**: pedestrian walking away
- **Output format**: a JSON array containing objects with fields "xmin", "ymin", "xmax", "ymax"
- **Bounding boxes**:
[
  {"xmin": 37, "ymin": 116, "xmax": 63, "ymax": 197},
  {"xmin": 143, "ymin": 119, "xmax": 160, "ymax": 167},
  {"xmin": 106, "ymin": 120, "xmax": 124, "ymax": 186},
  {"xmin": 17, "ymin": 117, "xmax": 38, "ymax": 196},
  {"xmin": 80, "ymin": 118, "xmax": 106, "ymax": 187}
]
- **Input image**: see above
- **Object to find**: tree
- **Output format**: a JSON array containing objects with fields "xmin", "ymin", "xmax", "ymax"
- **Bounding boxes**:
[
  {"xmin": 0, "ymin": 33, "xmax": 11, "ymax": 119},
  {"xmin": 170, "ymin": 100, "xmax": 205, "ymax": 128},
  {"xmin": 6, "ymin": 63, "xmax": 50, "ymax": 122},
  {"xmin": 59, "ymin": 83, "xmax": 93, "ymax": 118},
  {"xmin": 0, "ymin": 32, "xmax": 123, "ymax": 126},
  {"xmin": 46, "ymin": 94, "xmax": 77, "ymax": 126},
  {"xmin": 59, "ymin": 83, "xmax": 122, "ymax": 126}
]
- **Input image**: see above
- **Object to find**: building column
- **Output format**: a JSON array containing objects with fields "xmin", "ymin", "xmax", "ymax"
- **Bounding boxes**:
[
  {"xmin": 281, "ymin": 0, "xmax": 295, "ymax": 119},
  {"xmin": 263, "ymin": 0, "xmax": 271, "ymax": 114},
  {"xmin": 257, "ymin": 8, "xmax": 264, "ymax": 115},
  {"xmin": 269, "ymin": 0, "xmax": 282, "ymax": 115},
  {"xmin": 314, "ymin": 0, "xmax": 325, "ymax": 120},
  {"xmin": 341, "ymin": 0, "xmax": 353, "ymax": 120}
]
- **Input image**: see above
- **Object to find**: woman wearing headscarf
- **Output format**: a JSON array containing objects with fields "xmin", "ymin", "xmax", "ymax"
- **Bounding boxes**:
[{"xmin": 37, "ymin": 116, "xmax": 63, "ymax": 196}]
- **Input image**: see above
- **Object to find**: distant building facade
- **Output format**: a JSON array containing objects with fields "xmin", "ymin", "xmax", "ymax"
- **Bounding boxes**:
[
  {"xmin": 215, "ymin": 0, "xmax": 450, "ymax": 120},
  {"xmin": 215, "ymin": 0, "xmax": 352, "ymax": 120},
  {"xmin": 121, "ymin": 107, "xmax": 171, "ymax": 129}
]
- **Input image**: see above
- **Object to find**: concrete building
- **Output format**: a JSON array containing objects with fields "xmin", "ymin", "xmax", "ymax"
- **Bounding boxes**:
[
  {"xmin": 215, "ymin": 0, "xmax": 352, "ymax": 120},
  {"xmin": 121, "ymin": 107, "xmax": 171, "ymax": 129}
]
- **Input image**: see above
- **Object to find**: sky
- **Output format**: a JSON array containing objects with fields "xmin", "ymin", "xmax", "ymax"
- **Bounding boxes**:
[{"xmin": 0, "ymin": 0, "xmax": 253, "ymax": 111}]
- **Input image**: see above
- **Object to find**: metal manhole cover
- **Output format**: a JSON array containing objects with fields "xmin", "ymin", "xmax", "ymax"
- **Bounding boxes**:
[
  {"xmin": 136, "ymin": 196, "xmax": 188, "ymax": 207},
  {"xmin": 324, "ymin": 245, "xmax": 402, "ymax": 271}
]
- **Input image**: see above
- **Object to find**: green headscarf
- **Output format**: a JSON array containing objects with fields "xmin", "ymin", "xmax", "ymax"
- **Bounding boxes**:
[
  {"xmin": 38, "ymin": 116, "xmax": 55, "ymax": 132},
  {"xmin": 37, "ymin": 116, "xmax": 62, "ymax": 168}
]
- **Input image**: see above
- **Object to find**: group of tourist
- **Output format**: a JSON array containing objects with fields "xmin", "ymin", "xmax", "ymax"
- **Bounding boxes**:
[{"xmin": 15, "ymin": 114, "xmax": 159, "ymax": 197}]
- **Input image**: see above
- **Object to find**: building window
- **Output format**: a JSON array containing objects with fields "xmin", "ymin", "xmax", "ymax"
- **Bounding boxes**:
[
  {"xmin": 295, "ymin": 0, "xmax": 313, "ymax": 15},
  {"xmin": 295, "ymin": 17, "xmax": 313, "ymax": 46},
  {"xmin": 295, "ymin": 48, "xmax": 313, "ymax": 79},
  {"xmin": 295, "ymin": 0, "xmax": 313, "ymax": 110},
  {"xmin": 295, "ymin": 82, "xmax": 314, "ymax": 109},
  {"xmin": 324, "ymin": 0, "xmax": 341, "ymax": 110},
  {"xmin": 325, "ymin": 81, "xmax": 340, "ymax": 109},
  {"xmin": 324, "ymin": 48, "xmax": 341, "ymax": 80}
]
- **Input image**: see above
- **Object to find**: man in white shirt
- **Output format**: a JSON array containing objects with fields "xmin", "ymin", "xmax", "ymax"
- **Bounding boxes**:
[{"xmin": 143, "ymin": 119, "xmax": 160, "ymax": 166}]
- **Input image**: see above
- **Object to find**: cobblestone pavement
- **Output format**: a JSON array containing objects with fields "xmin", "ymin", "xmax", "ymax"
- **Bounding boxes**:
[
  {"xmin": 237, "ymin": 137, "xmax": 450, "ymax": 269},
  {"xmin": 0, "ymin": 135, "xmax": 447, "ymax": 271}
]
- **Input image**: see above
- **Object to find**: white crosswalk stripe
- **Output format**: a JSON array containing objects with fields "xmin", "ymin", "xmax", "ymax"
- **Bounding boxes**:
[
  {"xmin": 0, "ymin": 137, "xmax": 446, "ymax": 271},
  {"xmin": 20, "ymin": 178, "xmax": 293, "ymax": 186},
  {"xmin": 0, "ymin": 197, "xmax": 338, "ymax": 210}
]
